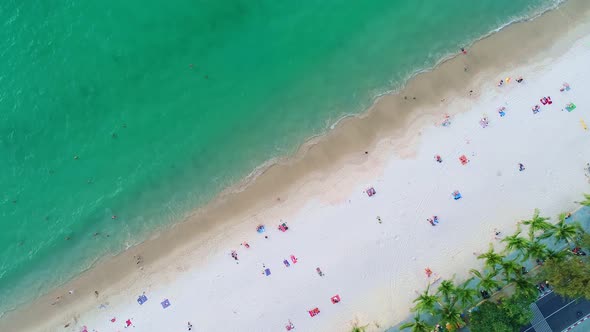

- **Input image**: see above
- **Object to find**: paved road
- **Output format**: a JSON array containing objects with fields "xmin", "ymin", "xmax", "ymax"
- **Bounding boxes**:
[{"xmin": 521, "ymin": 291, "xmax": 590, "ymax": 332}]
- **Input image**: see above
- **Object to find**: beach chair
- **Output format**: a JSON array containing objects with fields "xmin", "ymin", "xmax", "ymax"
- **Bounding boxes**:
[
  {"xmin": 265, "ymin": 268, "xmax": 271, "ymax": 276},
  {"xmin": 161, "ymin": 299, "xmax": 171, "ymax": 309},
  {"xmin": 283, "ymin": 259, "xmax": 290, "ymax": 267},
  {"xmin": 331, "ymin": 295, "xmax": 341, "ymax": 304},
  {"xmin": 366, "ymin": 187, "xmax": 376, "ymax": 197},
  {"xmin": 137, "ymin": 294, "xmax": 148, "ymax": 305},
  {"xmin": 308, "ymin": 308, "xmax": 320, "ymax": 317}
]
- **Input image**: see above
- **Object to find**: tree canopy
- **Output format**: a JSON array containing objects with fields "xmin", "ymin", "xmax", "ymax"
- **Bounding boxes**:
[
  {"xmin": 469, "ymin": 302, "xmax": 516, "ymax": 332},
  {"xmin": 470, "ymin": 296, "xmax": 533, "ymax": 332},
  {"xmin": 500, "ymin": 295, "xmax": 535, "ymax": 327},
  {"xmin": 541, "ymin": 256, "xmax": 590, "ymax": 300}
]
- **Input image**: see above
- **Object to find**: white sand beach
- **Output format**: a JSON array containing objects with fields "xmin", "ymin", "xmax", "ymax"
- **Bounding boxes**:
[{"xmin": 5, "ymin": 2, "xmax": 590, "ymax": 332}]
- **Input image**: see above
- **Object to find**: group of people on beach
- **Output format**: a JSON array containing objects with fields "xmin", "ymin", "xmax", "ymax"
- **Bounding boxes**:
[
  {"xmin": 497, "ymin": 76, "xmax": 524, "ymax": 87},
  {"xmin": 427, "ymin": 216, "xmax": 439, "ymax": 226}
]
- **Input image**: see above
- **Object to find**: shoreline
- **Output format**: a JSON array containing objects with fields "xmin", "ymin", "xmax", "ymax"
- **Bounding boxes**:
[
  {"xmin": 221, "ymin": 0, "xmax": 566, "ymax": 201},
  {"xmin": 3, "ymin": 0, "xmax": 590, "ymax": 330}
]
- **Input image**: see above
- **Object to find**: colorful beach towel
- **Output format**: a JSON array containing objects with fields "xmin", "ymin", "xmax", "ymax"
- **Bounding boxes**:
[
  {"xmin": 161, "ymin": 299, "xmax": 171, "ymax": 309},
  {"xmin": 308, "ymin": 308, "xmax": 320, "ymax": 317},
  {"xmin": 137, "ymin": 294, "xmax": 148, "ymax": 305},
  {"xmin": 566, "ymin": 103, "xmax": 576, "ymax": 112}
]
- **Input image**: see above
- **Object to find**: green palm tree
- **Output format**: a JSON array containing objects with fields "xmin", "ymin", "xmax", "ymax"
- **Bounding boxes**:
[
  {"xmin": 453, "ymin": 279, "xmax": 478, "ymax": 309},
  {"xmin": 544, "ymin": 248, "xmax": 568, "ymax": 262},
  {"xmin": 551, "ymin": 213, "xmax": 582, "ymax": 245},
  {"xmin": 470, "ymin": 269, "xmax": 501, "ymax": 293},
  {"xmin": 512, "ymin": 275, "xmax": 538, "ymax": 301},
  {"xmin": 351, "ymin": 324, "xmax": 368, "ymax": 332},
  {"xmin": 578, "ymin": 193, "xmax": 590, "ymax": 207},
  {"xmin": 436, "ymin": 300, "xmax": 465, "ymax": 331},
  {"xmin": 412, "ymin": 283, "xmax": 440, "ymax": 314},
  {"xmin": 399, "ymin": 314, "xmax": 433, "ymax": 332},
  {"xmin": 437, "ymin": 279, "xmax": 456, "ymax": 303},
  {"xmin": 502, "ymin": 229, "xmax": 531, "ymax": 260},
  {"xmin": 521, "ymin": 209, "xmax": 553, "ymax": 240},
  {"xmin": 499, "ymin": 259, "xmax": 521, "ymax": 282},
  {"xmin": 477, "ymin": 244, "xmax": 505, "ymax": 272},
  {"xmin": 523, "ymin": 240, "xmax": 548, "ymax": 262}
]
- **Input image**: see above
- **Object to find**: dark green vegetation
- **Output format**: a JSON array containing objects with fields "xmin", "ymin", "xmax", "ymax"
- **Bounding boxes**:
[
  {"xmin": 470, "ymin": 296, "xmax": 533, "ymax": 332},
  {"xmin": 396, "ymin": 195, "xmax": 590, "ymax": 332}
]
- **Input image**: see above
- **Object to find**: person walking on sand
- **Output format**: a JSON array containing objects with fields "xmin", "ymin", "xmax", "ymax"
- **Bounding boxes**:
[
  {"xmin": 518, "ymin": 163, "xmax": 525, "ymax": 171},
  {"xmin": 427, "ymin": 218, "xmax": 435, "ymax": 226},
  {"xmin": 51, "ymin": 296, "xmax": 63, "ymax": 305},
  {"xmin": 187, "ymin": 322, "xmax": 193, "ymax": 331},
  {"xmin": 376, "ymin": 216, "xmax": 382, "ymax": 224}
]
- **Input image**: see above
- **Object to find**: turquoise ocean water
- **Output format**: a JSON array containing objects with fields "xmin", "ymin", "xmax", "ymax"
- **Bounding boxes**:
[{"xmin": 0, "ymin": 0, "xmax": 561, "ymax": 315}]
